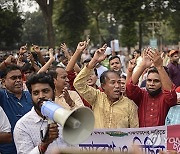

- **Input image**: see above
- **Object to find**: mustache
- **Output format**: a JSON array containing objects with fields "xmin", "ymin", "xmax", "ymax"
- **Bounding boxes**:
[{"xmin": 37, "ymin": 98, "xmax": 49, "ymax": 108}]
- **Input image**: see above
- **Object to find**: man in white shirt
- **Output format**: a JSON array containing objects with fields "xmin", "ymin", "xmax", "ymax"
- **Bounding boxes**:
[
  {"xmin": 14, "ymin": 72, "xmax": 69, "ymax": 154},
  {"xmin": 0, "ymin": 106, "xmax": 12, "ymax": 144}
]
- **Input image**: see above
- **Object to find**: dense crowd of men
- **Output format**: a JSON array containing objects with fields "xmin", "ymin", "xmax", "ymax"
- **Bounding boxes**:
[{"xmin": 0, "ymin": 41, "xmax": 179, "ymax": 154}]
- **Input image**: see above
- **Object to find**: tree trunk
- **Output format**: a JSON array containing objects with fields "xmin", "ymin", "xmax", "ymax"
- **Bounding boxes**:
[
  {"xmin": 139, "ymin": 22, "xmax": 142, "ymax": 51},
  {"xmin": 96, "ymin": 16, "xmax": 105, "ymax": 46},
  {"xmin": 35, "ymin": 0, "xmax": 55, "ymax": 48},
  {"xmin": 44, "ymin": 15, "xmax": 55, "ymax": 48}
]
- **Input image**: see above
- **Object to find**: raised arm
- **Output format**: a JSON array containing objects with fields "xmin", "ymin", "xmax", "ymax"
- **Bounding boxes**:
[
  {"xmin": 61, "ymin": 43, "xmax": 80, "ymax": 72},
  {"xmin": 27, "ymin": 53, "xmax": 40, "ymax": 72},
  {"xmin": 126, "ymin": 58, "xmax": 136, "ymax": 84},
  {"xmin": 131, "ymin": 48, "xmax": 152, "ymax": 85},
  {"xmin": 73, "ymin": 44, "xmax": 107, "ymax": 105},
  {"xmin": 60, "ymin": 43, "xmax": 71, "ymax": 61},
  {"xmin": 0, "ymin": 55, "xmax": 16, "ymax": 70},
  {"xmin": 88, "ymin": 44, "xmax": 107, "ymax": 69},
  {"xmin": 65, "ymin": 41, "xmax": 88, "ymax": 73},
  {"xmin": 37, "ymin": 48, "xmax": 55, "ymax": 73},
  {"xmin": 147, "ymin": 49, "xmax": 173, "ymax": 90},
  {"xmin": 32, "ymin": 45, "xmax": 46, "ymax": 66}
]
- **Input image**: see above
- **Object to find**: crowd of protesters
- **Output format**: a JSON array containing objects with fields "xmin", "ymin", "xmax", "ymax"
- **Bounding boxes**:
[{"xmin": 0, "ymin": 40, "xmax": 179, "ymax": 154}]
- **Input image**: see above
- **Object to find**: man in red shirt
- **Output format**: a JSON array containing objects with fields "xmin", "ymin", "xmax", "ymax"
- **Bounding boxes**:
[{"xmin": 126, "ymin": 48, "xmax": 177, "ymax": 127}]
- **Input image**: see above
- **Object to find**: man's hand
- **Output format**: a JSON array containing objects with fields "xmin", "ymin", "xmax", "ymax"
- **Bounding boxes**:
[
  {"xmin": 146, "ymin": 48, "xmax": 163, "ymax": 68},
  {"xmin": 62, "ymin": 87, "xmax": 75, "ymax": 107},
  {"xmin": 46, "ymin": 123, "xmax": 59, "ymax": 144},
  {"xmin": 87, "ymin": 44, "xmax": 107, "ymax": 69},
  {"xmin": 60, "ymin": 43, "xmax": 71, "ymax": 60},
  {"xmin": 76, "ymin": 40, "xmax": 89, "ymax": 52},
  {"xmin": 141, "ymin": 48, "xmax": 153, "ymax": 68},
  {"xmin": 32, "ymin": 44, "xmax": 41, "ymax": 53},
  {"xmin": 49, "ymin": 48, "xmax": 55, "ymax": 61},
  {"xmin": 128, "ymin": 58, "xmax": 137, "ymax": 72},
  {"xmin": 92, "ymin": 44, "xmax": 107, "ymax": 63},
  {"xmin": 39, "ymin": 123, "xmax": 59, "ymax": 153},
  {"xmin": 61, "ymin": 43, "xmax": 68, "ymax": 54},
  {"xmin": 19, "ymin": 44, "xmax": 27, "ymax": 55},
  {"xmin": 5, "ymin": 55, "xmax": 16, "ymax": 65}
]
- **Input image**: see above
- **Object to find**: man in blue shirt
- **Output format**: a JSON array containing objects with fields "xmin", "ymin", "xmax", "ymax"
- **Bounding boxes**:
[{"xmin": 0, "ymin": 64, "xmax": 32, "ymax": 154}]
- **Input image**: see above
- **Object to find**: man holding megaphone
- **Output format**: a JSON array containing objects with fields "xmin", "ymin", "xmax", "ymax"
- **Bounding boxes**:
[{"xmin": 13, "ymin": 72, "xmax": 94, "ymax": 154}]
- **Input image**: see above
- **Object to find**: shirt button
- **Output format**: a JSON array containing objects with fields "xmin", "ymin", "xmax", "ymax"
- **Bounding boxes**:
[
  {"xmin": 150, "ymin": 115, "xmax": 153, "ymax": 117},
  {"xmin": 151, "ymin": 109, "xmax": 153, "ymax": 111}
]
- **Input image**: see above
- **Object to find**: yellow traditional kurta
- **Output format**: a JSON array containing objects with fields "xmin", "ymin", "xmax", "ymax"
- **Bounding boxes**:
[
  {"xmin": 55, "ymin": 90, "xmax": 84, "ymax": 110},
  {"xmin": 74, "ymin": 66, "xmax": 139, "ymax": 129}
]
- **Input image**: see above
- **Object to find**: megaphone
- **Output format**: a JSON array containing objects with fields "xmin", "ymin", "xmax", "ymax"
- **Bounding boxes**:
[{"xmin": 41, "ymin": 100, "xmax": 95, "ymax": 145}]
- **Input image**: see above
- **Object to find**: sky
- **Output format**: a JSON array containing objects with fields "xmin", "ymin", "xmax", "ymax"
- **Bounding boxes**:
[{"xmin": 19, "ymin": 0, "xmax": 39, "ymax": 13}]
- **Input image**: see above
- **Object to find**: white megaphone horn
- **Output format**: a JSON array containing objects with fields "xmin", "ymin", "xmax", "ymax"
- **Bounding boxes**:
[{"xmin": 41, "ymin": 100, "xmax": 95, "ymax": 145}]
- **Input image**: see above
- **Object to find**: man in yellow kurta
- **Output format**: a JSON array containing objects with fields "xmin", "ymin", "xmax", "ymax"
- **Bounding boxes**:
[{"xmin": 74, "ymin": 44, "xmax": 139, "ymax": 129}]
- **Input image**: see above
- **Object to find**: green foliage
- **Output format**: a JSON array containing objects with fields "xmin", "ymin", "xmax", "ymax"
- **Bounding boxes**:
[
  {"xmin": 54, "ymin": 0, "xmax": 89, "ymax": 48},
  {"xmin": 0, "ymin": 6, "xmax": 23, "ymax": 50},
  {"xmin": 21, "ymin": 10, "xmax": 47, "ymax": 46},
  {"xmin": 169, "ymin": 11, "xmax": 180, "ymax": 42},
  {"xmin": 120, "ymin": 22, "xmax": 137, "ymax": 49}
]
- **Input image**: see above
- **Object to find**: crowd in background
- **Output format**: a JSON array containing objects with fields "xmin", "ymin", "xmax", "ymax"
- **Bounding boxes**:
[{"xmin": 0, "ymin": 40, "xmax": 179, "ymax": 154}]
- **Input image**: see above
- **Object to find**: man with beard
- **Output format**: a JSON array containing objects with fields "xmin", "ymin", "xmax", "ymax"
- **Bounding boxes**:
[
  {"xmin": 167, "ymin": 50, "xmax": 180, "ymax": 87},
  {"xmin": 109, "ymin": 55, "xmax": 126, "ymax": 77},
  {"xmin": 14, "ymin": 72, "xmax": 69, "ymax": 154},
  {"xmin": 126, "ymin": 48, "xmax": 177, "ymax": 127},
  {"xmin": 74, "ymin": 44, "xmax": 139, "ymax": 129},
  {"xmin": 0, "ymin": 64, "xmax": 32, "ymax": 154}
]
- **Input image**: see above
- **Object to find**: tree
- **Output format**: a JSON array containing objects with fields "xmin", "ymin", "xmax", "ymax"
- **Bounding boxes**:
[
  {"xmin": 120, "ymin": 22, "xmax": 138, "ymax": 52},
  {"xmin": 0, "ymin": 2, "xmax": 23, "ymax": 50},
  {"xmin": 34, "ymin": 0, "xmax": 55, "ymax": 48},
  {"xmin": 55, "ymin": 0, "xmax": 88, "ymax": 48},
  {"xmin": 21, "ymin": 11, "xmax": 47, "ymax": 46}
]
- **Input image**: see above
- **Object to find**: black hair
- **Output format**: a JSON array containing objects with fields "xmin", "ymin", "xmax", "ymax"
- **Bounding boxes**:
[
  {"xmin": 100, "ymin": 70, "xmax": 120, "ymax": 85},
  {"xmin": 147, "ymin": 66, "xmax": 169, "ymax": 76},
  {"xmin": 26, "ymin": 72, "xmax": 55, "ymax": 94},
  {"xmin": 21, "ymin": 63, "xmax": 35, "ymax": 73},
  {"xmin": 59, "ymin": 55, "xmax": 68, "ymax": 61},
  {"xmin": 121, "ymin": 74, "xmax": 126, "ymax": 80},
  {"xmin": 147, "ymin": 66, "xmax": 159, "ymax": 76},
  {"xmin": 109, "ymin": 55, "xmax": 120, "ymax": 63},
  {"xmin": 134, "ymin": 49, "xmax": 141, "ymax": 54},
  {"xmin": 48, "ymin": 66, "xmax": 65, "ymax": 79},
  {"xmin": 1, "ymin": 64, "xmax": 21, "ymax": 78},
  {"xmin": 83, "ymin": 58, "xmax": 91, "ymax": 65},
  {"xmin": 94, "ymin": 68, "xmax": 98, "ymax": 77}
]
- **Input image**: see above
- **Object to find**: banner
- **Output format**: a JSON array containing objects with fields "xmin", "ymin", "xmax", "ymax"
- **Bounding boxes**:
[
  {"xmin": 78, "ymin": 125, "xmax": 180, "ymax": 153},
  {"xmin": 150, "ymin": 38, "xmax": 158, "ymax": 49},
  {"xmin": 110, "ymin": 40, "xmax": 120, "ymax": 52}
]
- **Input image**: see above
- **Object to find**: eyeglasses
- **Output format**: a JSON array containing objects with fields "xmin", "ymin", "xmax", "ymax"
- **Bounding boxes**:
[{"xmin": 9, "ymin": 75, "xmax": 22, "ymax": 80}]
